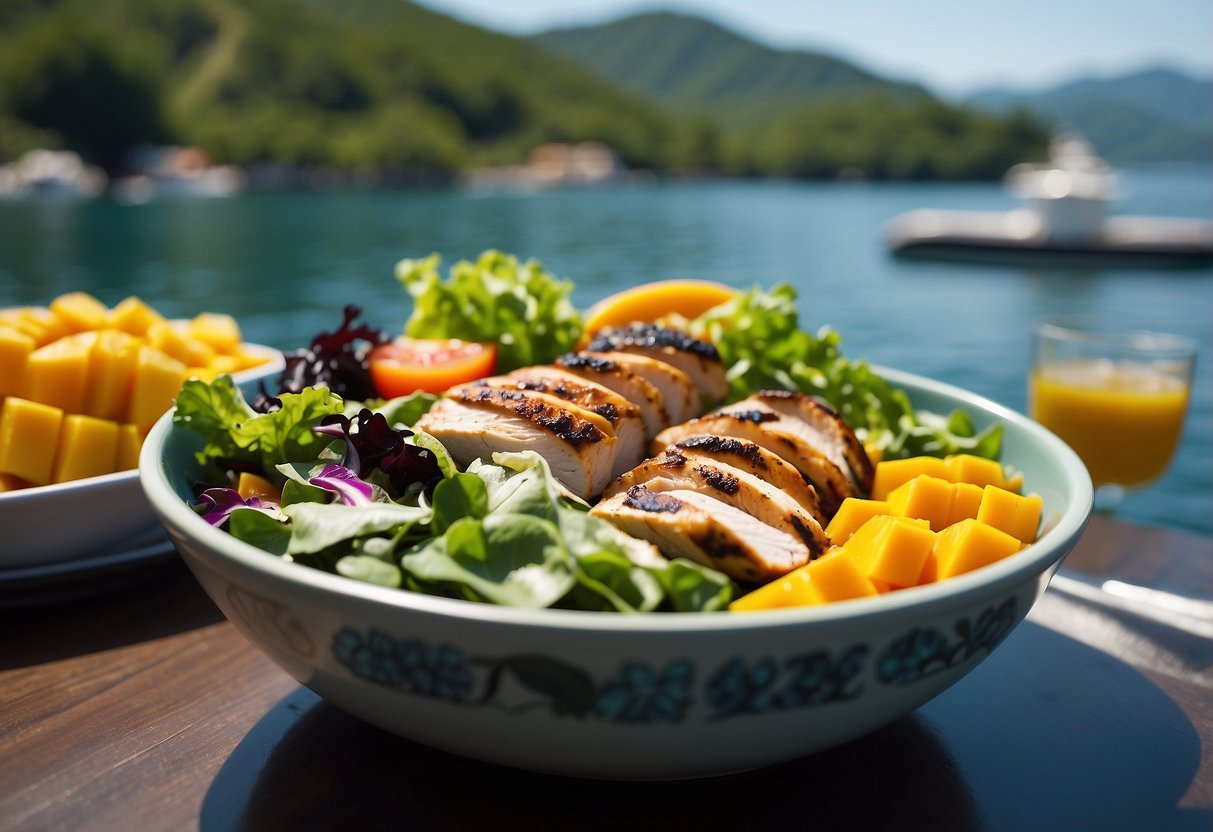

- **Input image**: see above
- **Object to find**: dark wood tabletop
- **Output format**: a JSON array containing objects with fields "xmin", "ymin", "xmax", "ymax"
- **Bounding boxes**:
[{"xmin": 2, "ymin": 513, "xmax": 1211, "ymax": 832}]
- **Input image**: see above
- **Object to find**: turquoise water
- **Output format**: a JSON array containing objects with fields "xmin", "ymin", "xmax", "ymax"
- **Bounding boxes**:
[{"xmin": 2, "ymin": 169, "xmax": 1210, "ymax": 534}]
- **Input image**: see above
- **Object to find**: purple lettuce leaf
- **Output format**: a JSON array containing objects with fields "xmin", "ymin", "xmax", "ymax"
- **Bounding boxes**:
[{"xmin": 308, "ymin": 464, "xmax": 375, "ymax": 506}]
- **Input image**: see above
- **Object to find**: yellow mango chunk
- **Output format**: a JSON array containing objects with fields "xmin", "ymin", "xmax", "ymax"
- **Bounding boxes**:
[
  {"xmin": 843, "ymin": 514, "xmax": 937, "ymax": 588},
  {"xmin": 885, "ymin": 474, "xmax": 955, "ymax": 531},
  {"xmin": 825, "ymin": 497, "xmax": 892, "ymax": 545},
  {"xmin": 52, "ymin": 414, "xmax": 120, "ymax": 483},
  {"xmin": 190, "ymin": 312, "xmax": 242, "ymax": 351},
  {"xmin": 4, "ymin": 307, "xmax": 56, "ymax": 347},
  {"xmin": 25, "ymin": 332, "xmax": 96, "ymax": 413},
  {"xmin": 115, "ymin": 423, "xmax": 143, "ymax": 471},
  {"xmin": 0, "ymin": 471, "xmax": 31, "ymax": 492},
  {"xmin": 804, "ymin": 551, "xmax": 881, "ymax": 604},
  {"xmin": 146, "ymin": 320, "xmax": 196, "ymax": 366},
  {"xmin": 0, "ymin": 397, "xmax": 64, "ymax": 485},
  {"xmin": 84, "ymin": 329, "xmax": 142, "ymax": 420},
  {"xmin": 237, "ymin": 472, "xmax": 281, "ymax": 502},
  {"xmin": 932, "ymin": 518, "xmax": 1023, "ymax": 580},
  {"xmin": 126, "ymin": 346, "xmax": 187, "ymax": 429},
  {"xmin": 109, "ymin": 296, "xmax": 167, "ymax": 338},
  {"xmin": 945, "ymin": 454, "xmax": 1018, "ymax": 492},
  {"xmin": 50, "ymin": 291, "xmax": 109, "ymax": 335},
  {"xmin": 976, "ymin": 486, "xmax": 1043, "ymax": 545},
  {"xmin": 943, "ymin": 481, "xmax": 984, "ymax": 528},
  {"xmin": 729, "ymin": 567, "xmax": 814, "ymax": 612},
  {"xmin": 0, "ymin": 326, "xmax": 35, "ymax": 397},
  {"xmin": 871, "ymin": 456, "xmax": 950, "ymax": 500}
]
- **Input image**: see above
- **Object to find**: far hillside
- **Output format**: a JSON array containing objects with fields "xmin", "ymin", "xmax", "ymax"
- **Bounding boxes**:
[
  {"xmin": 533, "ymin": 11, "xmax": 1050, "ymax": 179},
  {"xmin": 967, "ymin": 68, "xmax": 1213, "ymax": 164}
]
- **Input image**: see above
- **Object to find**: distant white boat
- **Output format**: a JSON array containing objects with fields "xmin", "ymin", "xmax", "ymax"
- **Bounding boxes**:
[
  {"xmin": 111, "ymin": 145, "xmax": 245, "ymax": 204},
  {"xmin": 884, "ymin": 135, "xmax": 1213, "ymax": 268},
  {"xmin": 0, "ymin": 149, "xmax": 107, "ymax": 200}
]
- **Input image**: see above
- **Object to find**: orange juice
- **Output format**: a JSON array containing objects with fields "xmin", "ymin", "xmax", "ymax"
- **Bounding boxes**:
[{"xmin": 1030, "ymin": 358, "xmax": 1190, "ymax": 487}]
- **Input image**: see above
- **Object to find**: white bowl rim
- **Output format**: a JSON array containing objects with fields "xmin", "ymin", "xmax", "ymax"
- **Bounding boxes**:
[
  {"xmin": 0, "ymin": 342, "xmax": 283, "ymax": 505},
  {"xmin": 141, "ymin": 364, "xmax": 1094, "ymax": 634}
]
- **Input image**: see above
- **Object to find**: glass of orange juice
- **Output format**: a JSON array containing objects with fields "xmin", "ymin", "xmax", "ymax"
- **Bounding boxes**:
[{"xmin": 1029, "ymin": 317, "xmax": 1197, "ymax": 510}]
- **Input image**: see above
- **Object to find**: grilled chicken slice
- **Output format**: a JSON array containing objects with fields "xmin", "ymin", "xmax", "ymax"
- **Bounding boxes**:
[
  {"xmin": 653, "ymin": 408, "xmax": 859, "ymax": 515},
  {"xmin": 502, "ymin": 366, "xmax": 647, "ymax": 476},
  {"xmin": 417, "ymin": 390, "xmax": 617, "ymax": 499},
  {"xmin": 742, "ymin": 391, "xmax": 875, "ymax": 493},
  {"xmin": 590, "ymin": 485, "xmax": 811, "ymax": 583},
  {"xmin": 662, "ymin": 434, "xmax": 825, "ymax": 519},
  {"xmin": 555, "ymin": 352, "xmax": 670, "ymax": 437},
  {"xmin": 587, "ymin": 324, "xmax": 730, "ymax": 406},
  {"xmin": 602, "ymin": 452, "xmax": 828, "ymax": 558},
  {"xmin": 585, "ymin": 350, "xmax": 699, "ymax": 425}
]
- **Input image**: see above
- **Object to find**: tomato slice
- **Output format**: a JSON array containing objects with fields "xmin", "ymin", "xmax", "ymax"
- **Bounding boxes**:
[{"xmin": 368, "ymin": 338, "xmax": 497, "ymax": 396}]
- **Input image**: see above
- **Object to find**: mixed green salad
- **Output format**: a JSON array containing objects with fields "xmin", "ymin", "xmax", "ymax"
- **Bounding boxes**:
[{"xmin": 174, "ymin": 250, "xmax": 1000, "ymax": 613}]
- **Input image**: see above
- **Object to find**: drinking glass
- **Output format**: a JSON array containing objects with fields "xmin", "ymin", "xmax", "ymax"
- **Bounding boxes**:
[{"xmin": 1028, "ymin": 317, "xmax": 1197, "ymax": 511}]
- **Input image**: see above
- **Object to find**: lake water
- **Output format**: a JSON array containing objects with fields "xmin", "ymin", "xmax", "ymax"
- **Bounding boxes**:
[{"xmin": 2, "ymin": 168, "xmax": 1210, "ymax": 535}]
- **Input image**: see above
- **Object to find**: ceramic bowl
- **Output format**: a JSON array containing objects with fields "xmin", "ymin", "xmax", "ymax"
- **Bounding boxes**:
[
  {"xmin": 1, "ymin": 345, "xmax": 283, "ymax": 570},
  {"xmin": 140, "ymin": 367, "xmax": 1093, "ymax": 780}
]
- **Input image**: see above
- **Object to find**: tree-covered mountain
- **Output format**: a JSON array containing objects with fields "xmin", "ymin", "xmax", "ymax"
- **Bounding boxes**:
[
  {"xmin": 532, "ymin": 11, "xmax": 929, "ymax": 122},
  {"xmin": 0, "ymin": 0, "xmax": 677, "ymax": 176},
  {"xmin": 967, "ymin": 68, "xmax": 1213, "ymax": 163},
  {"xmin": 531, "ymin": 11, "xmax": 1049, "ymax": 179},
  {"xmin": 0, "ymin": 1, "xmax": 1051, "ymax": 181}
]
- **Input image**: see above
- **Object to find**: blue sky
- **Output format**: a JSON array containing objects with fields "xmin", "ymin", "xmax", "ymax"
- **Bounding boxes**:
[{"xmin": 417, "ymin": 0, "xmax": 1213, "ymax": 96}]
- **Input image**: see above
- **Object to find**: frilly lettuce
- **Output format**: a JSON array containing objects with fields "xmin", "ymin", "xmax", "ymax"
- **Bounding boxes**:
[
  {"xmin": 397, "ymin": 250, "xmax": 583, "ymax": 373},
  {"xmin": 688, "ymin": 284, "xmax": 1002, "ymax": 460}
]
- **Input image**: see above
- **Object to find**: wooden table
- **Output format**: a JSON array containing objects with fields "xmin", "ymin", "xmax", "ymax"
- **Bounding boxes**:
[{"xmin": 3, "ymin": 514, "xmax": 1211, "ymax": 831}]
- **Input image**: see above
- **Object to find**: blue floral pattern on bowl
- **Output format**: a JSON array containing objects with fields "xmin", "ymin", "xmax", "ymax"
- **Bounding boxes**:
[{"xmin": 332, "ymin": 595, "xmax": 1019, "ymax": 722}]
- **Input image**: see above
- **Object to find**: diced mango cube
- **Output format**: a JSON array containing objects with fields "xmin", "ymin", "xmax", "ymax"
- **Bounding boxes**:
[
  {"xmin": 25, "ymin": 332, "xmax": 96, "ymax": 413},
  {"xmin": 52, "ymin": 414, "xmax": 120, "ymax": 483},
  {"xmin": 932, "ymin": 518, "xmax": 1023, "ymax": 580},
  {"xmin": 109, "ymin": 296, "xmax": 166, "ymax": 338},
  {"xmin": 237, "ymin": 472, "xmax": 281, "ymax": 502},
  {"xmin": 886, "ymin": 474, "xmax": 955, "ymax": 531},
  {"xmin": 50, "ymin": 291, "xmax": 109, "ymax": 335},
  {"xmin": 0, "ymin": 397, "xmax": 64, "ymax": 485},
  {"xmin": 0, "ymin": 471, "xmax": 31, "ymax": 492},
  {"xmin": 825, "ymin": 497, "xmax": 892, "ymax": 545},
  {"xmin": 189, "ymin": 312, "xmax": 242, "ymax": 351},
  {"xmin": 843, "ymin": 514, "xmax": 937, "ymax": 588},
  {"xmin": 804, "ymin": 551, "xmax": 880, "ymax": 604},
  {"xmin": 21, "ymin": 306, "xmax": 70, "ymax": 346},
  {"xmin": 945, "ymin": 454, "xmax": 1017, "ymax": 492},
  {"xmin": 0, "ymin": 326, "xmax": 35, "ymax": 397},
  {"xmin": 729, "ymin": 567, "xmax": 812, "ymax": 612},
  {"xmin": 226, "ymin": 347, "xmax": 268, "ymax": 372},
  {"xmin": 115, "ymin": 423, "xmax": 143, "ymax": 471},
  {"xmin": 126, "ymin": 346, "xmax": 187, "ymax": 429},
  {"xmin": 146, "ymin": 320, "xmax": 196, "ymax": 366},
  {"xmin": 871, "ymin": 456, "xmax": 950, "ymax": 500},
  {"xmin": 84, "ymin": 329, "xmax": 142, "ymax": 420},
  {"xmin": 976, "ymin": 486, "xmax": 1043, "ymax": 545},
  {"xmin": 943, "ymin": 481, "xmax": 984, "ymax": 528}
]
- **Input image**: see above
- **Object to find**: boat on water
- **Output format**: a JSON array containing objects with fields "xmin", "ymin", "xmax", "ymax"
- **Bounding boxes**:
[
  {"xmin": 884, "ymin": 135, "xmax": 1213, "ymax": 268},
  {"xmin": 110, "ymin": 145, "xmax": 245, "ymax": 204},
  {"xmin": 0, "ymin": 149, "xmax": 107, "ymax": 200}
]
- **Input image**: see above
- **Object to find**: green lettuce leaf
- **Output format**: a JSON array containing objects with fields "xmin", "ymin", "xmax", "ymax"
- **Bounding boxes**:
[
  {"xmin": 173, "ymin": 377, "xmax": 346, "ymax": 479},
  {"xmin": 398, "ymin": 250, "xmax": 584, "ymax": 372},
  {"xmin": 688, "ymin": 284, "xmax": 1002, "ymax": 461}
]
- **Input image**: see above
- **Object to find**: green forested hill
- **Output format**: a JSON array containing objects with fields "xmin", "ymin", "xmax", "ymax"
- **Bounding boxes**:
[
  {"xmin": 0, "ymin": 1, "xmax": 1050, "ymax": 181},
  {"xmin": 532, "ymin": 11, "xmax": 928, "ymax": 120},
  {"xmin": 0, "ymin": 0, "xmax": 675, "ymax": 175},
  {"xmin": 532, "ymin": 11, "xmax": 1050, "ymax": 178}
]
